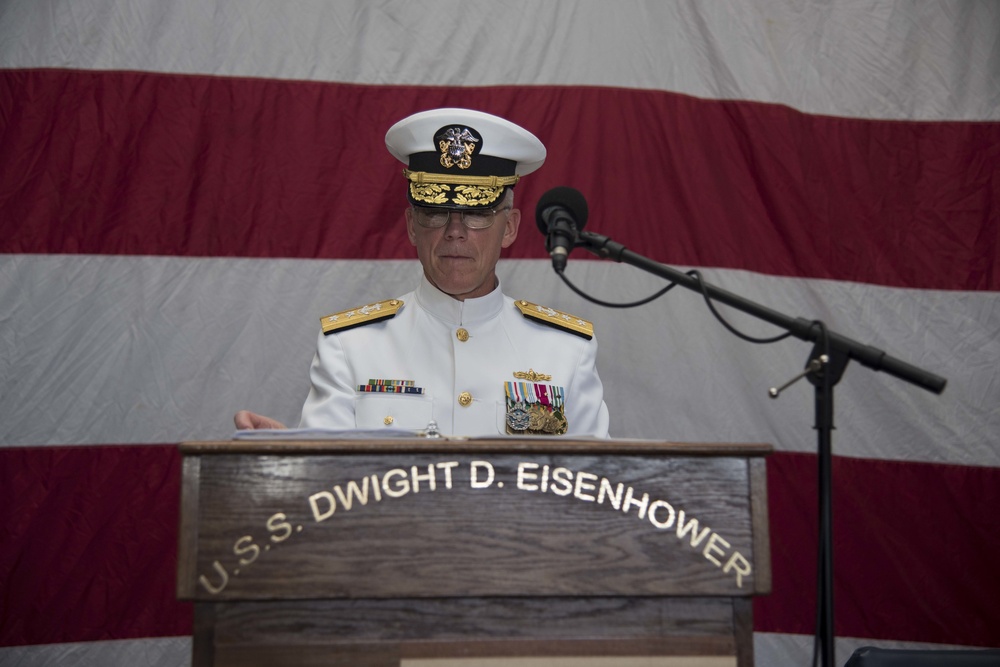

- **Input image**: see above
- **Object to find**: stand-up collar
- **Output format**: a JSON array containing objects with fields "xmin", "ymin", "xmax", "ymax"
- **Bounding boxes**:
[{"xmin": 415, "ymin": 274, "xmax": 505, "ymax": 326}]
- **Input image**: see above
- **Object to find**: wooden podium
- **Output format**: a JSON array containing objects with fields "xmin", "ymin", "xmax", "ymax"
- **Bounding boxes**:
[{"xmin": 177, "ymin": 439, "xmax": 771, "ymax": 667}]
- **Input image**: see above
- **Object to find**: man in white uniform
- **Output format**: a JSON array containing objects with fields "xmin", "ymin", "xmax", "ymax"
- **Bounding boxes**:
[{"xmin": 236, "ymin": 108, "xmax": 610, "ymax": 437}]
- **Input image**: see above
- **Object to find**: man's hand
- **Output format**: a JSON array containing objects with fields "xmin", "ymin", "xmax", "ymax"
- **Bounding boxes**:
[{"xmin": 234, "ymin": 410, "xmax": 287, "ymax": 430}]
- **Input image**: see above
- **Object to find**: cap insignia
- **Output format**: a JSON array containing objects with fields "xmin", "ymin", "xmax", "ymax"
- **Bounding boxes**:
[
  {"xmin": 515, "ymin": 300, "xmax": 594, "ymax": 340},
  {"xmin": 321, "ymin": 299, "xmax": 404, "ymax": 335},
  {"xmin": 438, "ymin": 127, "xmax": 478, "ymax": 170}
]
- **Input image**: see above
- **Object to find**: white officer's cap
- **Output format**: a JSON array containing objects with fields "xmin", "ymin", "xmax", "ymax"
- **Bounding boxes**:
[{"xmin": 385, "ymin": 108, "xmax": 546, "ymax": 209}]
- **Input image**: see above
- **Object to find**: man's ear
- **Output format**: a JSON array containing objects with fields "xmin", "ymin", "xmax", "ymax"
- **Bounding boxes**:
[
  {"xmin": 404, "ymin": 208, "xmax": 417, "ymax": 246},
  {"xmin": 501, "ymin": 208, "xmax": 521, "ymax": 249}
]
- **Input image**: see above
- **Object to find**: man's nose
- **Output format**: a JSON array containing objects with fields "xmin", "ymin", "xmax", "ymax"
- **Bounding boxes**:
[{"xmin": 443, "ymin": 212, "xmax": 467, "ymax": 238}]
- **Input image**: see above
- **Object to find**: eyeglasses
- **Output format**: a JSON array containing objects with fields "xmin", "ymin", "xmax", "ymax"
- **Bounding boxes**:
[{"xmin": 412, "ymin": 205, "xmax": 512, "ymax": 230}]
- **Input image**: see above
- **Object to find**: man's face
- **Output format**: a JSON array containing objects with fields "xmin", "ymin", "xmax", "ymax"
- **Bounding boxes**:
[{"xmin": 406, "ymin": 204, "xmax": 521, "ymax": 301}]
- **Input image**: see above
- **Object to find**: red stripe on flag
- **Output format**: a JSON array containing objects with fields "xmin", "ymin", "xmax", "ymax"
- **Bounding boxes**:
[
  {"xmin": 756, "ymin": 452, "xmax": 1000, "ymax": 646},
  {"xmin": 2, "ymin": 69, "xmax": 998, "ymax": 290},
  {"xmin": 2, "ymin": 445, "xmax": 998, "ymax": 647},
  {"xmin": 0, "ymin": 445, "xmax": 192, "ymax": 646}
]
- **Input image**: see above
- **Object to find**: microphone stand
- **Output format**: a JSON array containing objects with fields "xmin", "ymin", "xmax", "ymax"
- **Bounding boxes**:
[{"xmin": 573, "ymin": 230, "xmax": 947, "ymax": 667}]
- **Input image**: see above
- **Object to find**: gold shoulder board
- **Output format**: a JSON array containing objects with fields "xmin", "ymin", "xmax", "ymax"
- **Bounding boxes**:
[
  {"xmin": 321, "ymin": 299, "xmax": 404, "ymax": 335},
  {"xmin": 514, "ymin": 300, "xmax": 593, "ymax": 340}
]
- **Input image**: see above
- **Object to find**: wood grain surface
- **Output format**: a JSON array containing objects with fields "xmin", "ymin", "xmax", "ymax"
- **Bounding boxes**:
[
  {"xmin": 184, "ymin": 451, "xmax": 764, "ymax": 600},
  {"xmin": 178, "ymin": 440, "xmax": 770, "ymax": 667}
]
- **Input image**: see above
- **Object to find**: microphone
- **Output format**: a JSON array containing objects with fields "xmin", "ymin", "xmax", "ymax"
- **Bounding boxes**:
[{"xmin": 535, "ymin": 186, "xmax": 589, "ymax": 273}]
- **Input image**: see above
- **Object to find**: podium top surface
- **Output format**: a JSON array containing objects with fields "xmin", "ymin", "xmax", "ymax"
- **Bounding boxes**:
[{"xmin": 180, "ymin": 437, "xmax": 772, "ymax": 456}]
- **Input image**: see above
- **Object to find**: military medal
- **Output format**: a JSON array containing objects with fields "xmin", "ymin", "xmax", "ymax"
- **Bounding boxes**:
[
  {"xmin": 506, "ymin": 402, "xmax": 531, "ymax": 431},
  {"xmin": 527, "ymin": 404, "xmax": 548, "ymax": 430},
  {"xmin": 504, "ymin": 381, "xmax": 567, "ymax": 435}
]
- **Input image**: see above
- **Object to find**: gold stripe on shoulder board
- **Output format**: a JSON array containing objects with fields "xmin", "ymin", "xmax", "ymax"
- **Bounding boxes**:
[
  {"xmin": 515, "ymin": 300, "xmax": 593, "ymax": 340},
  {"xmin": 321, "ymin": 299, "xmax": 404, "ymax": 335}
]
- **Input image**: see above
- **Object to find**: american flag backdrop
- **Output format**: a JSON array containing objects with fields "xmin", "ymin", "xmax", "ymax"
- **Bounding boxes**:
[{"xmin": 2, "ymin": 1, "xmax": 999, "ymax": 665}]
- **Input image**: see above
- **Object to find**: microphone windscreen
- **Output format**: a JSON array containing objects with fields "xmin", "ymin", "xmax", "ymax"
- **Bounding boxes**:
[{"xmin": 535, "ymin": 186, "xmax": 589, "ymax": 235}]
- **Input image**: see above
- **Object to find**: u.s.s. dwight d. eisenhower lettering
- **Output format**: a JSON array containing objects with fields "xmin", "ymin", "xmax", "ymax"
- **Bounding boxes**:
[{"xmin": 198, "ymin": 459, "xmax": 752, "ymax": 595}]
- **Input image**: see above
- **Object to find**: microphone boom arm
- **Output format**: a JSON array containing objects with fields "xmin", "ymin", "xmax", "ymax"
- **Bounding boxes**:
[{"xmin": 574, "ymin": 229, "xmax": 946, "ymax": 395}]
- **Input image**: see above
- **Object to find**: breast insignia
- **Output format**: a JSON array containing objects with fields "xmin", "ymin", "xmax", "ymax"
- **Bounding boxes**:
[
  {"xmin": 514, "ymin": 300, "xmax": 593, "ymax": 340},
  {"xmin": 321, "ymin": 299, "xmax": 404, "ymax": 335}
]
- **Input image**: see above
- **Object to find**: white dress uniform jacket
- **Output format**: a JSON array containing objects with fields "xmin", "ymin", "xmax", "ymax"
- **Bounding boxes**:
[{"xmin": 298, "ymin": 275, "xmax": 610, "ymax": 437}]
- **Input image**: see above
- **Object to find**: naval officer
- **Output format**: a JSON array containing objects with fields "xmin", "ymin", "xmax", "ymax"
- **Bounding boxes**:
[{"xmin": 236, "ymin": 108, "xmax": 610, "ymax": 437}]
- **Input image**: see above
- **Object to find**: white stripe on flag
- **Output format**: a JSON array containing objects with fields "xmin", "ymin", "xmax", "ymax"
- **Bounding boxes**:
[
  {"xmin": 2, "ymin": 255, "xmax": 995, "ymax": 468},
  {"xmin": 1, "ymin": 0, "xmax": 997, "ymax": 121}
]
